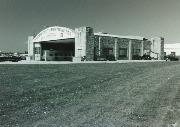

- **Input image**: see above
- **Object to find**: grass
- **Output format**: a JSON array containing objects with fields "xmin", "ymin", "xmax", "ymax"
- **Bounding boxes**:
[{"xmin": 0, "ymin": 62, "xmax": 180, "ymax": 127}]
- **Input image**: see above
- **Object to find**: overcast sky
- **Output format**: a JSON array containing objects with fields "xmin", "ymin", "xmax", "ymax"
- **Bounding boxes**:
[{"xmin": 0, "ymin": 0, "xmax": 180, "ymax": 52}]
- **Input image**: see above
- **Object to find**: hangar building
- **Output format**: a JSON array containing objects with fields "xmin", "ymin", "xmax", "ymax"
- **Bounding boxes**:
[{"xmin": 27, "ymin": 26, "xmax": 164, "ymax": 61}]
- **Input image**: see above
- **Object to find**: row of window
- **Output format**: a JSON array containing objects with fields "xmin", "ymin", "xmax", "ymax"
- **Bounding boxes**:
[{"xmin": 102, "ymin": 48, "xmax": 141, "ymax": 57}]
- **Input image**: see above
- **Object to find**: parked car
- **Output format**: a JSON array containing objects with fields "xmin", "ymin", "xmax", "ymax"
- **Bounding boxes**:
[
  {"xmin": 165, "ymin": 55, "xmax": 179, "ymax": 61},
  {"xmin": 0, "ymin": 56, "xmax": 22, "ymax": 62},
  {"xmin": 141, "ymin": 55, "xmax": 152, "ymax": 60}
]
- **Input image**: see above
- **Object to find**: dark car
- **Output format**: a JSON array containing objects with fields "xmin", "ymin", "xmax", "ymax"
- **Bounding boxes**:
[
  {"xmin": 141, "ymin": 55, "xmax": 152, "ymax": 60},
  {"xmin": 165, "ymin": 55, "xmax": 179, "ymax": 61},
  {"xmin": 10, "ymin": 56, "xmax": 22, "ymax": 62},
  {"xmin": 0, "ymin": 56, "xmax": 22, "ymax": 62}
]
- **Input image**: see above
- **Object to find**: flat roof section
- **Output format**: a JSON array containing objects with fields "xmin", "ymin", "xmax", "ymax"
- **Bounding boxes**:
[{"xmin": 94, "ymin": 32, "xmax": 145, "ymax": 40}]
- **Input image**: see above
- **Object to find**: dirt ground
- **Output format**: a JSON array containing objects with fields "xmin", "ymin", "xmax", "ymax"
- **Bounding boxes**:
[{"xmin": 0, "ymin": 62, "xmax": 180, "ymax": 127}]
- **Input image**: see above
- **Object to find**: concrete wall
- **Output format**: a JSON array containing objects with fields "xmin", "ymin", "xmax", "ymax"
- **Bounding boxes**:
[
  {"xmin": 94, "ymin": 35, "xmax": 117, "ymax": 59},
  {"xmin": 34, "ymin": 43, "xmax": 41, "ymax": 61},
  {"xmin": 75, "ymin": 27, "xmax": 87, "ymax": 58},
  {"xmin": 75, "ymin": 27, "xmax": 94, "ymax": 61},
  {"xmin": 28, "ymin": 36, "xmax": 34, "ymax": 60},
  {"xmin": 85, "ymin": 27, "xmax": 94, "ymax": 61},
  {"xmin": 151, "ymin": 37, "xmax": 164, "ymax": 60},
  {"xmin": 94, "ymin": 35, "xmax": 151, "ymax": 60}
]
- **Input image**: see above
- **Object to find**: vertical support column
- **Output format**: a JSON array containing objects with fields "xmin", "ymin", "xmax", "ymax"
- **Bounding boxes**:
[
  {"xmin": 128, "ymin": 40, "xmax": 132, "ymax": 60},
  {"xmin": 28, "ymin": 36, "xmax": 34, "ymax": 60},
  {"xmin": 98, "ymin": 36, "xmax": 101, "ymax": 56},
  {"xmin": 75, "ymin": 27, "xmax": 94, "ymax": 61},
  {"xmin": 114, "ymin": 38, "xmax": 118, "ymax": 60},
  {"xmin": 85, "ymin": 27, "xmax": 94, "ymax": 61},
  {"xmin": 34, "ymin": 43, "xmax": 41, "ymax": 61},
  {"xmin": 44, "ymin": 50, "xmax": 47, "ymax": 61},
  {"xmin": 141, "ymin": 40, "xmax": 144, "ymax": 56},
  {"xmin": 160, "ymin": 37, "xmax": 164, "ymax": 60},
  {"xmin": 75, "ymin": 28, "xmax": 86, "ymax": 58},
  {"xmin": 39, "ymin": 43, "xmax": 42, "ymax": 61}
]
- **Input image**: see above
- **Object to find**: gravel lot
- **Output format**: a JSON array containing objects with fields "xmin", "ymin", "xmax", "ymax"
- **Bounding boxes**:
[{"xmin": 0, "ymin": 62, "xmax": 180, "ymax": 127}]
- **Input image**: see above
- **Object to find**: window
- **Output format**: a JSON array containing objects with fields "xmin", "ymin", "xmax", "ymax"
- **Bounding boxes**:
[
  {"xmin": 103, "ymin": 48, "xmax": 113, "ymax": 55},
  {"xmin": 109, "ymin": 49, "xmax": 113, "ymax": 55},
  {"xmin": 103, "ymin": 48, "xmax": 113, "ymax": 57},
  {"xmin": 133, "ymin": 49, "xmax": 141, "ymax": 55},
  {"xmin": 34, "ymin": 47, "xmax": 40, "ymax": 54},
  {"xmin": 119, "ymin": 48, "xmax": 127, "ymax": 57}
]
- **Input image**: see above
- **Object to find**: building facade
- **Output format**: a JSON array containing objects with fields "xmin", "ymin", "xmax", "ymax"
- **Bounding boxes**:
[
  {"xmin": 27, "ymin": 26, "xmax": 164, "ymax": 61},
  {"xmin": 150, "ymin": 37, "xmax": 165, "ymax": 60},
  {"xmin": 164, "ymin": 43, "xmax": 180, "ymax": 56}
]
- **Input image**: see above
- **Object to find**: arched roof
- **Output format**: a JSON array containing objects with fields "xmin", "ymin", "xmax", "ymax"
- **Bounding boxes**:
[{"xmin": 33, "ymin": 26, "xmax": 75, "ymax": 42}]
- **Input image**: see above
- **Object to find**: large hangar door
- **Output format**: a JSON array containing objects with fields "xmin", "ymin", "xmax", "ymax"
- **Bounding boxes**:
[{"xmin": 41, "ymin": 39, "xmax": 75, "ymax": 61}]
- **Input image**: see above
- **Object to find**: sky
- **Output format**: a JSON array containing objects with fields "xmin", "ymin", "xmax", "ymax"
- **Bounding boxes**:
[{"xmin": 0, "ymin": 0, "xmax": 180, "ymax": 52}]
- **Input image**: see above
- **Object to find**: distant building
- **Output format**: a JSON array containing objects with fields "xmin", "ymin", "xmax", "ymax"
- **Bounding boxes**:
[
  {"xmin": 164, "ymin": 43, "xmax": 180, "ymax": 56},
  {"xmin": 27, "ymin": 26, "xmax": 164, "ymax": 61}
]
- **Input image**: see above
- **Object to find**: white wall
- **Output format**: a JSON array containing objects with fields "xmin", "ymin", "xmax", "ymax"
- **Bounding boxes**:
[
  {"xmin": 164, "ymin": 43, "xmax": 180, "ymax": 56},
  {"xmin": 150, "ymin": 37, "xmax": 164, "ymax": 60},
  {"xmin": 28, "ymin": 36, "xmax": 34, "ymax": 59},
  {"xmin": 75, "ymin": 27, "xmax": 87, "ymax": 57}
]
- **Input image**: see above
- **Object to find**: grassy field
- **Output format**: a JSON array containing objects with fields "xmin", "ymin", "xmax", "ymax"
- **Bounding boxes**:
[{"xmin": 0, "ymin": 62, "xmax": 180, "ymax": 127}]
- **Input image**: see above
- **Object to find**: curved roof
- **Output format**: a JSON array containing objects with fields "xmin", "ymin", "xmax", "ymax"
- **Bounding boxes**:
[{"xmin": 33, "ymin": 26, "xmax": 75, "ymax": 42}]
